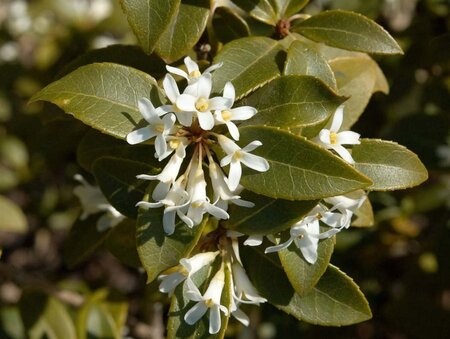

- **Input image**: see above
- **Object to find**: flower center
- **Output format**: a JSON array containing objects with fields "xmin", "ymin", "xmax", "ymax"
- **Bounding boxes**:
[
  {"xmin": 205, "ymin": 298, "xmax": 214, "ymax": 307},
  {"xmin": 192, "ymin": 201, "xmax": 203, "ymax": 208},
  {"xmin": 169, "ymin": 139, "xmax": 180, "ymax": 150},
  {"xmin": 329, "ymin": 132, "xmax": 338, "ymax": 145},
  {"xmin": 195, "ymin": 98, "xmax": 209, "ymax": 112},
  {"xmin": 316, "ymin": 213, "xmax": 322, "ymax": 220},
  {"xmin": 232, "ymin": 151, "xmax": 242, "ymax": 161},
  {"xmin": 221, "ymin": 110, "xmax": 232, "ymax": 121},
  {"xmin": 154, "ymin": 124, "xmax": 165, "ymax": 134},
  {"xmin": 189, "ymin": 70, "xmax": 201, "ymax": 78}
]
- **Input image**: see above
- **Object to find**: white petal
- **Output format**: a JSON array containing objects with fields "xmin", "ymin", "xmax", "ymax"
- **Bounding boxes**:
[
  {"xmin": 176, "ymin": 94, "xmax": 197, "ymax": 112},
  {"xmin": 166, "ymin": 65, "xmax": 188, "ymax": 80},
  {"xmin": 241, "ymin": 140, "xmax": 262, "ymax": 153},
  {"xmin": 96, "ymin": 214, "xmax": 112, "ymax": 232},
  {"xmin": 175, "ymin": 111, "xmax": 193, "ymax": 127},
  {"xmin": 204, "ymin": 62, "xmax": 222, "ymax": 74},
  {"xmin": 163, "ymin": 74, "xmax": 180, "ymax": 103},
  {"xmin": 155, "ymin": 135, "xmax": 167, "ymax": 158},
  {"xmin": 330, "ymin": 105, "xmax": 344, "ymax": 132},
  {"xmin": 205, "ymin": 203, "xmax": 229, "ymax": 220},
  {"xmin": 336, "ymin": 131, "xmax": 361, "ymax": 145},
  {"xmin": 230, "ymin": 106, "xmax": 257, "ymax": 121},
  {"xmin": 218, "ymin": 135, "xmax": 240, "ymax": 154},
  {"xmin": 177, "ymin": 210, "xmax": 194, "ymax": 228},
  {"xmin": 158, "ymin": 105, "xmax": 175, "ymax": 114},
  {"xmin": 136, "ymin": 201, "xmax": 164, "ymax": 209},
  {"xmin": 208, "ymin": 97, "xmax": 232, "ymax": 111},
  {"xmin": 185, "ymin": 278, "xmax": 203, "ymax": 301},
  {"xmin": 220, "ymin": 154, "xmax": 232, "ymax": 167},
  {"xmin": 184, "ymin": 56, "xmax": 199, "ymax": 74},
  {"xmin": 126, "ymin": 127, "xmax": 156, "ymax": 145},
  {"xmin": 197, "ymin": 74, "xmax": 212, "ymax": 99},
  {"xmin": 264, "ymin": 237, "xmax": 294, "ymax": 253},
  {"xmin": 228, "ymin": 160, "xmax": 242, "ymax": 191},
  {"xmin": 240, "ymin": 153, "xmax": 269, "ymax": 172},
  {"xmin": 152, "ymin": 182, "xmax": 170, "ymax": 201},
  {"xmin": 226, "ymin": 121, "xmax": 240, "ymax": 140},
  {"xmin": 209, "ymin": 306, "xmax": 221, "ymax": 334},
  {"xmin": 332, "ymin": 145, "xmax": 355, "ymax": 164},
  {"xmin": 136, "ymin": 174, "xmax": 158, "ymax": 181},
  {"xmin": 138, "ymin": 98, "xmax": 159, "ymax": 123},
  {"xmin": 197, "ymin": 111, "xmax": 215, "ymax": 130},
  {"xmin": 163, "ymin": 113, "xmax": 176, "ymax": 131},
  {"xmin": 317, "ymin": 129, "xmax": 331, "ymax": 146},
  {"xmin": 232, "ymin": 308, "xmax": 250, "ymax": 326},
  {"xmin": 162, "ymin": 210, "xmax": 176, "ymax": 235},
  {"xmin": 159, "ymin": 272, "xmax": 186, "ymax": 293},
  {"xmin": 223, "ymin": 81, "xmax": 235, "ymax": 103},
  {"xmin": 231, "ymin": 197, "xmax": 255, "ymax": 208},
  {"xmin": 184, "ymin": 302, "xmax": 208, "ymax": 325},
  {"xmin": 296, "ymin": 236, "xmax": 319, "ymax": 264},
  {"xmin": 243, "ymin": 235, "xmax": 263, "ymax": 247}
]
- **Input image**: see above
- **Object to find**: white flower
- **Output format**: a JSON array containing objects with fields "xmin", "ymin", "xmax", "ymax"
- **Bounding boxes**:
[
  {"xmin": 231, "ymin": 262, "xmax": 267, "ymax": 305},
  {"xmin": 158, "ymin": 251, "xmax": 219, "ymax": 296},
  {"xmin": 159, "ymin": 74, "xmax": 193, "ymax": 126},
  {"xmin": 184, "ymin": 265, "xmax": 229, "ymax": 334},
  {"xmin": 314, "ymin": 105, "xmax": 360, "ymax": 164},
  {"xmin": 218, "ymin": 135, "xmax": 270, "ymax": 191},
  {"xmin": 230, "ymin": 298, "xmax": 250, "ymax": 327},
  {"xmin": 136, "ymin": 177, "xmax": 193, "ymax": 234},
  {"xmin": 126, "ymin": 98, "xmax": 175, "ymax": 159},
  {"xmin": 166, "ymin": 56, "xmax": 222, "ymax": 85},
  {"xmin": 214, "ymin": 82, "xmax": 257, "ymax": 140},
  {"xmin": 176, "ymin": 74, "xmax": 231, "ymax": 130},
  {"xmin": 73, "ymin": 174, "xmax": 125, "ymax": 232},
  {"xmin": 186, "ymin": 155, "xmax": 229, "ymax": 225}
]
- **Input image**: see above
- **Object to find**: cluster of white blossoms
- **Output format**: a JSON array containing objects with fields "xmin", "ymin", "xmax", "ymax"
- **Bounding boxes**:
[
  {"xmin": 157, "ymin": 233, "xmax": 266, "ymax": 334},
  {"xmin": 127, "ymin": 57, "xmax": 269, "ymax": 235}
]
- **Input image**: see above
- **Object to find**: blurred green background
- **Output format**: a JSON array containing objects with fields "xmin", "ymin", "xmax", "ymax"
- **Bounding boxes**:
[{"xmin": 0, "ymin": 0, "xmax": 449, "ymax": 338}]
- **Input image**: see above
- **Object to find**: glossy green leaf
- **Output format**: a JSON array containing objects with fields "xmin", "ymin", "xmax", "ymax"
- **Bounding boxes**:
[
  {"xmin": 93, "ymin": 156, "xmax": 159, "ymax": 219},
  {"xmin": 155, "ymin": 0, "xmax": 210, "ymax": 63},
  {"xmin": 30, "ymin": 63, "xmax": 164, "ymax": 140},
  {"xmin": 284, "ymin": 40, "xmax": 337, "ymax": 90},
  {"xmin": 281, "ymin": 0, "xmax": 310, "ymax": 18},
  {"xmin": 137, "ymin": 209, "xmax": 208, "ymax": 283},
  {"xmin": 279, "ymin": 235, "xmax": 335, "ymax": 295},
  {"xmin": 237, "ymin": 126, "xmax": 372, "ymax": 200},
  {"xmin": 293, "ymin": 10, "xmax": 403, "ymax": 55},
  {"xmin": 330, "ymin": 56, "xmax": 379, "ymax": 129},
  {"xmin": 0, "ymin": 195, "xmax": 27, "ymax": 233},
  {"xmin": 77, "ymin": 130, "xmax": 158, "ymax": 172},
  {"xmin": 212, "ymin": 37, "xmax": 284, "ymax": 99},
  {"xmin": 105, "ymin": 219, "xmax": 141, "ymax": 267},
  {"xmin": 63, "ymin": 216, "xmax": 111, "ymax": 268},
  {"xmin": 352, "ymin": 139, "xmax": 428, "ymax": 191},
  {"xmin": 225, "ymin": 190, "xmax": 317, "ymax": 235},
  {"xmin": 239, "ymin": 75, "xmax": 344, "ymax": 129},
  {"xmin": 120, "ymin": 0, "xmax": 180, "ymax": 54},
  {"xmin": 241, "ymin": 246, "xmax": 372, "ymax": 325},
  {"xmin": 167, "ymin": 260, "xmax": 231, "ymax": 339},
  {"xmin": 213, "ymin": 7, "xmax": 250, "ymax": 44}
]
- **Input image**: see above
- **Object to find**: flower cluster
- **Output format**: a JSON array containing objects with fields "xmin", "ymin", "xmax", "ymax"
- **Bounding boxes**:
[{"xmin": 127, "ymin": 57, "xmax": 269, "ymax": 235}]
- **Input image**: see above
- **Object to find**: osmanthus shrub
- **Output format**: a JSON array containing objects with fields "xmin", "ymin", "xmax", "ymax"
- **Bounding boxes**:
[{"xmin": 31, "ymin": 0, "xmax": 428, "ymax": 337}]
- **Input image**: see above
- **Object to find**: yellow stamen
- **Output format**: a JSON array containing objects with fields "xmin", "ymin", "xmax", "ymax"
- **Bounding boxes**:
[
  {"xmin": 154, "ymin": 124, "xmax": 165, "ymax": 133},
  {"xmin": 232, "ymin": 151, "xmax": 242, "ymax": 161},
  {"xmin": 192, "ymin": 201, "xmax": 203, "ymax": 208},
  {"xmin": 330, "ymin": 132, "xmax": 338, "ymax": 145},
  {"xmin": 205, "ymin": 298, "xmax": 214, "ymax": 307},
  {"xmin": 221, "ymin": 110, "xmax": 232, "ymax": 121},
  {"xmin": 189, "ymin": 70, "xmax": 201, "ymax": 78},
  {"xmin": 316, "ymin": 213, "xmax": 322, "ymax": 220},
  {"xmin": 169, "ymin": 139, "xmax": 180, "ymax": 150},
  {"xmin": 195, "ymin": 98, "xmax": 209, "ymax": 112}
]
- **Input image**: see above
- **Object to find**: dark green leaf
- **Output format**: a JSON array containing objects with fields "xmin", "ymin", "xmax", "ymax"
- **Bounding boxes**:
[
  {"xmin": 212, "ymin": 37, "xmax": 284, "ymax": 99},
  {"xmin": 352, "ymin": 139, "xmax": 428, "ymax": 191},
  {"xmin": 105, "ymin": 219, "xmax": 141, "ymax": 267},
  {"xmin": 93, "ymin": 157, "xmax": 159, "ymax": 219},
  {"xmin": 284, "ymin": 40, "xmax": 337, "ymax": 90},
  {"xmin": 155, "ymin": 0, "xmax": 210, "ymax": 63},
  {"xmin": 241, "ymin": 246, "xmax": 372, "ymax": 325},
  {"xmin": 213, "ymin": 7, "xmax": 250, "ymax": 44},
  {"xmin": 136, "ymin": 209, "xmax": 208, "ymax": 283},
  {"xmin": 279, "ymin": 235, "xmax": 334, "ymax": 295},
  {"xmin": 77, "ymin": 130, "xmax": 158, "ymax": 172},
  {"xmin": 30, "ymin": 63, "xmax": 164, "ymax": 140},
  {"xmin": 120, "ymin": 0, "xmax": 180, "ymax": 54},
  {"xmin": 238, "ymin": 126, "xmax": 372, "ymax": 200},
  {"xmin": 225, "ymin": 190, "xmax": 317, "ymax": 235},
  {"xmin": 293, "ymin": 10, "xmax": 403, "ymax": 54},
  {"xmin": 0, "ymin": 195, "xmax": 27, "ymax": 233},
  {"xmin": 239, "ymin": 75, "xmax": 344, "ymax": 129}
]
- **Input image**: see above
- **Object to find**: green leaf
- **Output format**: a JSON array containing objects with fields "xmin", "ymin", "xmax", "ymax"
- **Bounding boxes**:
[
  {"xmin": 293, "ymin": 10, "xmax": 403, "ymax": 55},
  {"xmin": 77, "ymin": 130, "xmax": 158, "ymax": 172},
  {"xmin": 213, "ymin": 7, "xmax": 250, "ymax": 44},
  {"xmin": 239, "ymin": 75, "xmax": 344, "ymax": 129},
  {"xmin": 30, "ymin": 63, "xmax": 164, "ymax": 140},
  {"xmin": 136, "ymin": 209, "xmax": 208, "ymax": 283},
  {"xmin": 352, "ymin": 139, "xmax": 428, "ymax": 191},
  {"xmin": 0, "ymin": 307, "xmax": 25, "ymax": 339},
  {"xmin": 155, "ymin": 0, "xmax": 210, "ymax": 63},
  {"xmin": 281, "ymin": 0, "xmax": 310, "ymax": 18},
  {"xmin": 225, "ymin": 190, "xmax": 317, "ymax": 235},
  {"xmin": 352, "ymin": 194, "xmax": 374, "ymax": 227},
  {"xmin": 63, "ymin": 216, "xmax": 111, "ymax": 268},
  {"xmin": 237, "ymin": 126, "xmax": 372, "ymax": 200},
  {"xmin": 120, "ymin": 0, "xmax": 180, "ymax": 55},
  {"xmin": 0, "ymin": 195, "xmax": 27, "ymax": 233},
  {"xmin": 279, "ymin": 235, "xmax": 335, "ymax": 295},
  {"xmin": 330, "ymin": 56, "xmax": 378, "ymax": 129},
  {"xmin": 167, "ymin": 261, "xmax": 231, "ymax": 339},
  {"xmin": 284, "ymin": 40, "xmax": 337, "ymax": 90},
  {"xmin": 241, "ymin": 246, "xmax": 372, "ymax": 325},
  {"xmin": 105, "ymin": 219, "xmax": 141, "ymax": 267},
  {"xmin": 212, "ymin": 37, "xmax": 284, "ymax": 99},
  {"xmin": 93, "ymin": 156, "xmax": 159, "ymax": 219}
]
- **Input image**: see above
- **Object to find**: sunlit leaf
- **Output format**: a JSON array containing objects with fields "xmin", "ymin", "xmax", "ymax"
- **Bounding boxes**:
[{"xmin": 0, "ymin": 195, "xmax": 27, "ymax": 233}]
